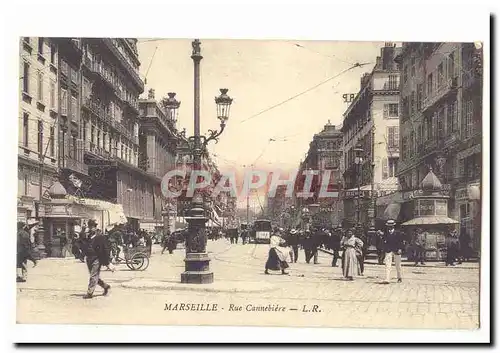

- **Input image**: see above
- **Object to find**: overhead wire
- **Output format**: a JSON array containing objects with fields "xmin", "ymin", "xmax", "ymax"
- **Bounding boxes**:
[{"xmin": 239, "ymin": 62, "xmax": 371, "ymax": 124}]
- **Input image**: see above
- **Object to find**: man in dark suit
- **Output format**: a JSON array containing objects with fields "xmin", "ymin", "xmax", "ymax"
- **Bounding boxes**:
[
  {"xmin": 330, "ymin": 226, "xmax": 342, "ymax": 267},
  {"xmin": 83, "ymin": 219, "xmax": 111, "ymax": 299},
  {"xmin": 378, "ymin": 219, "xmax": 404, "ymax": 284}
]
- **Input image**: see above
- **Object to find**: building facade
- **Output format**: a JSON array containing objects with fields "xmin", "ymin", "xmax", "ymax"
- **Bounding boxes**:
[
  {"xmin": 341, "ymin": 43, "xmax": 401, "ymax": 228},
  {"xmin": 138, "ymin": 89, "xmax": 179, "ymax": 231},
  {"xmin": 18, "ymin": 37, "xmax": 59, "ymax": 225},
  {"xmin": 294, "ymin": 121, "xmax": 344, "ymax": 227},
  {"xmin": 395, "ymin": 42, "xmax": 483, "ymax": 253}
]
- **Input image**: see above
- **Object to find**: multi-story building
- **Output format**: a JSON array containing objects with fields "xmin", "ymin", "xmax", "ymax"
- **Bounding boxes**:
[
  {"xmin": 77, "ymin": 38, "xmax": 146, "ymax": 229},
  {"xmin": 340, "ymin": 43, "xmax": 401, "ymax": 227},
  {"xmin": 294, "ymin": 121, "xmax": 344, "ymax": 227},
  {"xmin": 18, "ymin": 37, "xmax": 59, "ymax": 224},
  {"xmin": 138, "ymin": 89, "xmax": 179, "ymax": 231},
  {"xmin": 395, "ymin": 42, "xmax": 482, "ymax": 253}
]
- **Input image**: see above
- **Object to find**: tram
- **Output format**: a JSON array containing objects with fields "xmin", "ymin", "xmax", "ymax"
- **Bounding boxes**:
[{"xmin": 253, "ymin": 219, "xmax": 272, "ymax": 244}]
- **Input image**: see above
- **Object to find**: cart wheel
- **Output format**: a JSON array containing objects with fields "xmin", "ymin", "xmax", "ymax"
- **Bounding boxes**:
[
  {"xmin": 126, "ymin": 261, "xmax": 134, "ymax": 270},
  {"xmin": 129, "ymin": 253, "xmax": 148, "ymax": 271}
]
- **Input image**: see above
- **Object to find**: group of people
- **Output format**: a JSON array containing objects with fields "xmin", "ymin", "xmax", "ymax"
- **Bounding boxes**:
[{"xmin": 263, "ymin": 220, "xmax": 406, "ymax": 284}]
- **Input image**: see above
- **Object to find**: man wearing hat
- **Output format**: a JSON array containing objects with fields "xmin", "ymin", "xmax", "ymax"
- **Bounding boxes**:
[
  {"xmin": 83, "ymin": 219, "xmax": 111, "ymax": 299},
  {"xmin": 287, "ymin": 228, "xmax": 300, "ymax": 263},
  {"xmin": 378, "ymin": 219, "xmax": 404, "ymax": 284},
  {"xmin": 17, "ymin": 220, "xmax": 38, "ymax": 282}
]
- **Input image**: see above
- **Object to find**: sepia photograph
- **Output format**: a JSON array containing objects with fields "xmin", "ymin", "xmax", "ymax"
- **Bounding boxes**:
[{"xmin": 6, "ymin": 2, "xmax": 491, "ymax": 345}]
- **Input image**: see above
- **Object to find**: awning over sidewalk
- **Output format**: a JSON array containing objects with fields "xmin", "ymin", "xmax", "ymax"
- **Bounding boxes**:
[
  {"xmin": 67, "ymin": 196, "xmax": 127, "ymax": 228},
  {"xmin": 401, "ymin": 216, "xmax": 459, "ymax": 226}
]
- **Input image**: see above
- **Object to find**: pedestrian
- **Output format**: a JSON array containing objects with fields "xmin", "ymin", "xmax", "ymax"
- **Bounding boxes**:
[
  {"xmin": 303, "ymin": 230, "xmax": 314, "ymax": 264},
  {"xmin": 445, "ymin": 229, "xmax": 460, "ymax": 266},
  {"xmin": 413, "ymin": 227, "xmax": 427, "ymax": 266},
  {"xmin": 330, "ymin": 226, "xmax": 342, "ymax": 267},
  {"xmin": 17, "ymin": 221, "xmax": 38, "ymax": 283},
  {"xmin": 355, "ymin": 227, "xmax": 367, "ymax": 276},
  {"xmin": 288, "ymin": 228, "xmax": 299, "ymax": 263},
  {"xmin": 264, "ymin": 231, "xmax": 290, "ymax": 275},
  {"xmin": 379, "ymin": 219, "xmax": 404, "ymax": 284},
  {"xmin": 340, "ymin": 228, "xmax": 364, "ymax": 281},
  {"xmin": 82, "ymin": 219, "xmax": 111, "ymax": 299}
]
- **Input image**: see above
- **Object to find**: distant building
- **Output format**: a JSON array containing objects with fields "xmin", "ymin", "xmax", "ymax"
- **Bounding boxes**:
[
  {"xmin": 138, "ymin": 89, "xmax": 179, "ymax": 231},
  {"xmin": 294, "ymin": 121, "xmax": 344, "ymax": 227},
  {"xmin": 340, "ymin": 42, "xmax": 401, "ymax": 228}
]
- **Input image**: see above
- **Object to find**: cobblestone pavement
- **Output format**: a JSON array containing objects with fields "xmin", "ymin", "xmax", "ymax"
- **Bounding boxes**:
[{"xmin": 16, "ymin": 239, "xmax": 480, "ymax": 329}]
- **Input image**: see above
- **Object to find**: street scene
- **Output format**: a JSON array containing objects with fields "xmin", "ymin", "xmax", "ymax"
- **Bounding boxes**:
[{"xmin": 16, "ymin": 37, "xmax": 483, "ymax": 330}]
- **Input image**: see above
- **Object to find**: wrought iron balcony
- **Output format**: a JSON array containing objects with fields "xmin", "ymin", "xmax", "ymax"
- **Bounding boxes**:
[
  {"xmin": 63, "ymin": 157, "xmax": 88, "ymax": 175},
  {"xmin": 88, "ymin": 142, "xmax": 111, "ymax": 160},
  {"xmin": 82, "ymin": 97, "xmax": 113, "ymax": 125}
]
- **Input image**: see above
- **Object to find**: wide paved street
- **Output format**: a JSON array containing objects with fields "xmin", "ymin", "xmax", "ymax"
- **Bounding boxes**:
[{"xmin": 17, "ymin": 239, "xmax": 479, "ymax": 329}]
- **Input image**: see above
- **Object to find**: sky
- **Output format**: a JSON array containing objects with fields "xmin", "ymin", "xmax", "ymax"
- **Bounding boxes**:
[{"xmin": 137, "ymin": 39, "xmax": 387, "ymax": 208}]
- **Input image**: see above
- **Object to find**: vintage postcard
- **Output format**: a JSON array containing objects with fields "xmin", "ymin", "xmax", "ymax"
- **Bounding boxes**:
[{"xmin": 10, "ymin": 7, "xmax": 490, "ymax": 344}]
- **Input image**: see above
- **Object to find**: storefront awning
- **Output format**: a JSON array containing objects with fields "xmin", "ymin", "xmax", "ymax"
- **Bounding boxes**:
[
  {"xmin": 67, "ymin": 196, "xmax": 127, "ymax": 227},
  {"xmin": 401, "ymin": 216, "xmax": 459, "ymax": 226},
  {"xmin": 382, "ymin": 203, "xmax": 401, "ymax": 221}
]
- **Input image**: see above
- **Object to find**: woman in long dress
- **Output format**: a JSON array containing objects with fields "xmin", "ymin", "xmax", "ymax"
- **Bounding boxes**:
[
  {"xmin": 341, "ymin": 228, "xmax": 364, "ymax": 280},
  {"xmin": 265, "ymin": 231, "xmax": 290, "ymax": 275}
]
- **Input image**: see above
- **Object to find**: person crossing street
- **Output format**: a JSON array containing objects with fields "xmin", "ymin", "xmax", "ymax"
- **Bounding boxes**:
[{"xmin": 83, "ymin": 220, "xmax": 111, "ymax": 299}]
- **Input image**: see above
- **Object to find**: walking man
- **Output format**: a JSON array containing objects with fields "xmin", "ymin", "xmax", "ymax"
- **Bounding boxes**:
[
  {"xmin": 379, "ymin": 219, "xmax": 404, "ymax": 284},
  {"xmin": 413, "ymin": 227, "xmax": 427, "ymax": 266},
  {"xmin": 83, "ymin": 219, "xmax": 111, "ymax": 299},
  {"xmin": 330, "ymin": 226, "xmax": 342, "ymax": 267},
  {"xmin": 288, "ymin": 228, "xmax": 299, "ymax": 263}
]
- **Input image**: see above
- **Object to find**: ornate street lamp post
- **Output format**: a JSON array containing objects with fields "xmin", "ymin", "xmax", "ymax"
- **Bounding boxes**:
[
  {"xmin": 163, "ymin": 39, "xmax": 233, "ymax": 284},
  {"xmin": 354, "ymin": 145, "xmax": 364, "ymax": 227}
]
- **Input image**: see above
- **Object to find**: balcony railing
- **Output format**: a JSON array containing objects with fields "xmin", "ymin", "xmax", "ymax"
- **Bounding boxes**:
[
  {"xmin": 64, "ymin": 157, "xmax": 88, "ymax": 175},
  {"xmin": 82, "ymin": 97, "xmax": 113, "ymax": 125},
  {"xmin": 422, "ymin": 76, "xmax": 458, "ymax": 112},
  {"xmin": 103, "ymin": 39, "xmax": 144, "ymax": 91},
  {"xmin": 88, "ymin": 142, "xmax": 111, "ymax": 159}
]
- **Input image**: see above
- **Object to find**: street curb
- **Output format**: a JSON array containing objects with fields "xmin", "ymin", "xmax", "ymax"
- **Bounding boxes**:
[
  {"xmin": 120, "ymin": 280, "xmax": 278, "ymax": 294},
  {"xmin": 318, "ymin": 248, "xmax": 479, "ymax": 269}
]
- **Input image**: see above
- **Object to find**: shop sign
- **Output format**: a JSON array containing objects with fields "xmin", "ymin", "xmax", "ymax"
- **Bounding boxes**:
[
  {"xmin": 341, "ymin": 190, "xmax": 371, "ymax": 199},
  {"xmin": 417, "ymin": 200, "xmax": 435, "ymax": 216}
]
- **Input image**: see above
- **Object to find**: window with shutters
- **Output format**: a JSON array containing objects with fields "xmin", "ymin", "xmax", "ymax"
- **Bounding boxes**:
[
  {"xmin": 437, "ymin": 63, "xmax": 444, "ymax": 88},
  {"xmin": 50, "ymin": 44, "xmax": 56, "ymax": 64},
  {"xmin": 61, "ymin": 88, "xmax": 68, "ymax": 115},
  {"xmin": 37, "ymin": 121, "xmax": 43, "ymax": 154},
  {"xmin": 382, "ymin": 158, "xmax": 389, "ymax": 179},
  {"xmin": 83, "ymin": 78, "xmax": 91, "ymax": 100},
  {"xmin": 50, "ymin": 81, "xmax": 55, "ymax": 109},
  {"xmin": 448, "ymin": 52, "xmax": 456, "ymax": 79},
  {"xmin": 23, "ymin": 113, "xmax": 29, "ymax": 147},
  {"xmin": 411, "ymin": 57, "xmax": 416, "ymax": 77},
  {"xmin": 38, "ymin": 37, "xmax": 44, "ymax": 54},
  {"xmin": 427, "ymin": 73, "xmax": 433, "ymax": 96},
  {"xmin": 37, "ymin": 71, "xmax": 43, "ymax": 102},
  {"xmin": 416, "ymin": 84, "xmax": 423, "ymax": 111},
  {"xmin": 73, "ymin": 136, "xmax": 77, "ymax": 159},
  {"xmin": 387, "ymin": 126, "xmax": 399, "ymax": 148},
  {"xmin": 23, "ymin": 62, "xmax": 29, "ymax": 93},
  {"xmin": 49, "ymin": 126, "xmax": 55, "ymax": 157},
  {"xmin": 462, "ymin": 100, "xmax": 473, "ymax": 139},
  {"xmin": 410, "ymin": 91, "xmax": 415, "ymax": 115},
  {"xmin": 383, "ymin": 103, "xmax": 399, "ymax": 119},
  {"xmin": 71, "ymin": 95, "xmax": 77, "ymax": 119},
  {"xmin": 437, "ymin": 109, "xmax": 445, "ymax": 139}
]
